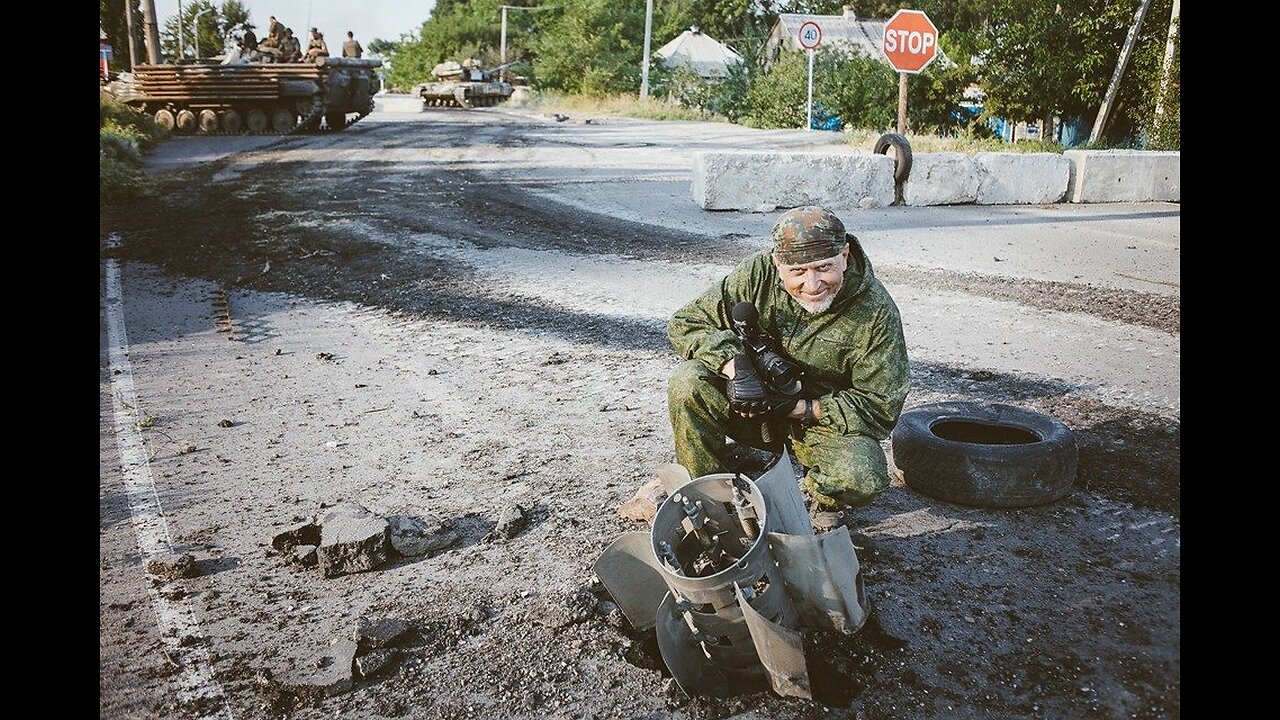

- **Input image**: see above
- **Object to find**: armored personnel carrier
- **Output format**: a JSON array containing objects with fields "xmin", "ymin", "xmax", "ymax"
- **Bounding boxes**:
[
  {"xmin": 413, "ymin": 59, "xmax": 514, "ymax": 109},
  {"xmin": 103, "ymin": 56, "xmax": 382, "ymax": 134}
]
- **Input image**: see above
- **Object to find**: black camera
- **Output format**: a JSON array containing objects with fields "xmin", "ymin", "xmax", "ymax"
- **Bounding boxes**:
[{"xmin": 730, "ymin": 302, "xmax": 802, "ymax": 396}]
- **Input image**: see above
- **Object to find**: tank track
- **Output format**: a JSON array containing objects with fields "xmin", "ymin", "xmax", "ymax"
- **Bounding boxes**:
[{"xmin": 158, "ymin": 98, "xmax": 372, "ymax": 137}]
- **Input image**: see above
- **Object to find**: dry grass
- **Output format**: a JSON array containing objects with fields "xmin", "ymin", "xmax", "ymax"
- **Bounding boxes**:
[
  {"xmin": 521, "ymin": 90, "xmax": 727, "ymax": 123},
  {"xmin": 522, "ymin": 92, "xmax": 1061, "ymax": 152},
  {"xmin": 841, "ymin": 128, "xmax": 1064, "ymax": 154}
]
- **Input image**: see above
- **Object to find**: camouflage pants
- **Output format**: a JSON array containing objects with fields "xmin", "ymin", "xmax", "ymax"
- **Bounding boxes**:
[{"xmin": 667, "ymin": 360, "xmax": 890, "ymax": 509}]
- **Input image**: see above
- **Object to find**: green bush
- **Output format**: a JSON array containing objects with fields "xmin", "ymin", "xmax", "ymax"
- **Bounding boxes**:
[
  {"xmin": 742, "ymin": 52, "xmax": 809, "ymax": 129},
  {"xmin": 100, "ymin": 93, "xmax": 165, "ymax": 205},
  {"xmin": 100, "ymin": 154, "xmax": 154, "ymax": 203}
]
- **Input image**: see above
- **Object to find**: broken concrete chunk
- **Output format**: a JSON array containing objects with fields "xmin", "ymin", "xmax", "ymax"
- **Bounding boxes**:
[
  {"xmin": 146, "ymin": 553, "xmax": 197, "ymax": 581},
  {"xmin": 355, "ymin": 648, "xmax": 400, "ymax": 679},
  {"xmin": 487, "ymin": 503, "xmax": 529, "ymax": 542},
  {"xmin": 388, "ymin": 515, "xmax": 459, "ymax": 557},
  {"xmin": 271, "ymin": 521, "xmax": 321, "ymax": 553},
  {"xmin": 277, "ymin": 638, "xmax": 358, "ymax": 698},
  {"xmin": 617, "ymin": 478, "xmax": 667, "ymax": 524},
  {"xmin": 353, "ymin": 617, "xmax": 412, "ymax": 653},
  {"xmin": 317, "ymin": 503, "xmax": 391, "ymax": 578}
]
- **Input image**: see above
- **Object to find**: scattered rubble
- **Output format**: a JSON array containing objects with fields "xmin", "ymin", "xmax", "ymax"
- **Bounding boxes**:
[
  {"xmin": 486, "ymin": 502, "xmax": 529, "ymax": 542},
  {"xmin": 270, "ymin": 505, "xmax": 462, "ymax": 577},
  {"xmin": 387, "ymin": 514, "xmax": 458, "ymax": 557},
  {"xmin": 353, "ymin": 617, "xmax": 413, "ymax": 653},
  {"xmin": 316, "ymin": 502, "xmax": 392, "ymax": 578},
  {"xmin": 146, "ymin": 552, "xmax": 198, "ymax": 581},
  {"xmin": 277, "ymin": 638, "xmax": 359, "ymax": 699}
]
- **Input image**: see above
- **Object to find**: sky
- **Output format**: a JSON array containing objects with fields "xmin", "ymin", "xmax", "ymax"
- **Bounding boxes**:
[{"xmin": 151, "ymin": 1, "xmax": 438, "ymax": 46}]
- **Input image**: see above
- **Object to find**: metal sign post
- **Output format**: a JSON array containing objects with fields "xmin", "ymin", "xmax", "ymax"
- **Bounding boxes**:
[
  {"xmin": 798, "ymin": 20, "xmax": 822, "ymax": 131},
  {"xmin": 881, "ymin": 9, "xmax": 940, "ymax": 137},
  {"xmin": 806, "ymin": 50, "xmax": 815, "ymax": 131}
]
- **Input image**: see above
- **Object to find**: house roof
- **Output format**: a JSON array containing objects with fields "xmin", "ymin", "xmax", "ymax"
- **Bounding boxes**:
[
  {"xmin": 766, "ymin": 12, "xmax": 954, "ymax": 69},
  {"xmin": 655, "ymin": 26, "xmax": 743, "ymax": 79}
]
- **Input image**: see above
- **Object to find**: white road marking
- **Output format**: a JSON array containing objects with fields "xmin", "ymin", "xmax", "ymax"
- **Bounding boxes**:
[{"xmin": 104, "ymin": 247, "xmax": 234, "ymax": 720}]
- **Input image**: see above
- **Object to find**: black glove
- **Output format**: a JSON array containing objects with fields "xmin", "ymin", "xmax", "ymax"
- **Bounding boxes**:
[{"xmin": 726, "ymin": 354, "xmax": 796, "ymax": 418}]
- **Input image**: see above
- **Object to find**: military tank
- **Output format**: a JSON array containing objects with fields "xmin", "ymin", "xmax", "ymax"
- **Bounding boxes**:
[
  {"xmin": 102, "ymin": 56, "xmax": 383, "ymax": 134},
  {"xmin": 413, "ymin": 59, "xmax": 514, "ymax": 109}
]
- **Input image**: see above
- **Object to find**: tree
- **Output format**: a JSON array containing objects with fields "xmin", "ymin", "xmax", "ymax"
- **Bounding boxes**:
[
  {"xmin": 977, "ymin": 0, "xmax": 1179, "ymax": 145},
  {"xmin": 368, "ymin": 38, "xmax": 400, "ymax": 56},
  {"xmin": 531, "ymin": 0, "xmax": 695, "ymax": 95},
  {"xmin": 100, "ymin": 0, "xmax": 142, "ymax": 70},
  {"xmin": 691, "ymin": 0, "xmax": 752, "ymax": 42},
  {"xmin": 384, "ymin": 0, "xmax": 516, "ymax": 89},
  {"xmin": 159, "ymin": 0, "xmax": 251, "ymax": 60}
]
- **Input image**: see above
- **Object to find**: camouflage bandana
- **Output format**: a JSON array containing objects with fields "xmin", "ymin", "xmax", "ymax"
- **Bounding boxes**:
[{"xmin": 770, "ymin": 206, "xmax": 851, "ymax": 265}]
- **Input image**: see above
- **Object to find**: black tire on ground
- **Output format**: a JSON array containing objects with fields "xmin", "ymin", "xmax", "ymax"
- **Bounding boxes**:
[
  {"xmin": 874, "ymin": 132, "xmax": 913, "ymax": 184},
  {"xmin": 890, "ymin": 401, "xmax": 1078, "ymax": 508}
]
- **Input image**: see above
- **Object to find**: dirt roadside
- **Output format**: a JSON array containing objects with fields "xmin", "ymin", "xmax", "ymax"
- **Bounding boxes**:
[{"xmin": 100, "ymin": 109, "xmax": 1179, "ymax": 720}]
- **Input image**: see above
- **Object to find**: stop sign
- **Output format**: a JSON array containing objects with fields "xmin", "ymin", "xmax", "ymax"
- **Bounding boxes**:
[{"xmin": 881, "ymin": 9, "xmax": 939, "ymax": 74}]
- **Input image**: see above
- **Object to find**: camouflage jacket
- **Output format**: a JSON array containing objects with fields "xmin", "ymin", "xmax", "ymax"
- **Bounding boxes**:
[{"xmin": 668, "ymin": 238, "xmax": 910, "ymax": 440}]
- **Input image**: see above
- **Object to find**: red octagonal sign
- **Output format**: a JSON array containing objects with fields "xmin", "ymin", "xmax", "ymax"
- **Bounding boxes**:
[{"xmin": 882, "ymin": 9, "xmax": 939, "ymax": 74}]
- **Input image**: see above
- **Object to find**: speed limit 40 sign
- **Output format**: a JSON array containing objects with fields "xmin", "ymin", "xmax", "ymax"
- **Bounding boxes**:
[{"xmin": 798, "ymin": 20, "xmax": 823, "ymax": 50}]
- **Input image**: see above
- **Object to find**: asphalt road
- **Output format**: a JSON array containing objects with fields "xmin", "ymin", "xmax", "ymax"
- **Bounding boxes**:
[
  {"xmin": 103, "ymin": 102, "xmax": 1180, "ymax": 720},
  {"xmin": 140, "ymin": 103, "xmax": 1179, "ymax": 416}
]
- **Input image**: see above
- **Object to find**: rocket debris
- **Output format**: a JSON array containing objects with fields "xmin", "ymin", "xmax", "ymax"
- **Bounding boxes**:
[{"xmin": 594, "ymin": 447, "xmax": 869, "ymax": 700}]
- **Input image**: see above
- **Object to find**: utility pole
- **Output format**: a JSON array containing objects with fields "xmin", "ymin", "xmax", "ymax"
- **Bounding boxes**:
[
  {"xmin": 1089, "ymin": 0, "xmax": 1153, "ymax": 144},
  {"xmin": 123, "ymin": 0, "xmax": 139, "ymax": 69},
  {"xmin": 194, "ymin": 6, "xmax": 214, "ymax": 58},
  {"xmin": 141, "ymin": 0, "xmax": 160, "ymax": 64},
  {"xmin": 499, "ymin": 6, "xmax": 552, "ymax": 82},
  {"xmin": 177, "ymin": 0, "xmax": 186, "ymax": 61},
  {"xmin": 1154, "ymin": 0, "xmax": 1180, "ymax": 120},
  {"xmin": 640, "ymin": 0, "xmax": 654, "ymax": 99}
]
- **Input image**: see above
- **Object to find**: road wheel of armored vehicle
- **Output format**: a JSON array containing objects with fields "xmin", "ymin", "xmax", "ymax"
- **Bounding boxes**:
[
  {"xmin": 303, "ymin": 115, "xmax": 322, "ymax": 131},
  {"xmin": 325, "ymin": 112, "xmax": 346, "ymax": 131},
  {"xmin": 154, "ymin": 109, "xmax": 175, "ymax": 132},
  {"xmin": 175, "ymin": 109, "xmax": 197, "ymax": 134},
  {"xmin": 198, "ymin": 110, "xmax": 219, "ymax": 134},
  {"xmin": 221, "ymin": 109, "xmax": 243, "ymax": 134},
  {"xmin": 890, "ymin": 401, "xmax": 1078, "ymax": 509},
  {"xmin": 272, "ymin": 108, "xmax": 296, "ymax": 133},
  {"xmin": 246, "ymin": 109, "xmax": 269, "ymax": 134}
]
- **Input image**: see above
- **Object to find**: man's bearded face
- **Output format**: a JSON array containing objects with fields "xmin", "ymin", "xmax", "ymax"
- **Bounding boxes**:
[{"xmin": 773, "ymin": 244, "xmax": 850, "ymax": 314}]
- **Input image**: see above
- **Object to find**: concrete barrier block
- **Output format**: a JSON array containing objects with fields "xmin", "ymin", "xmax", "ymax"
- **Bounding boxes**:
[
  {"xmin": 692, "ymin": 151, "xmax": 894, "ymax": 212},
  {"xmin": 903, "ymin": 152, "xmax": 979, "ymax": 206},
  {"xmin": 975, "ymin": 152, "xmax": 1071, "ymax": 205},
  {"xmin": 1065, "ymin": 150, "xmax": 1180, "ymax": 203}
]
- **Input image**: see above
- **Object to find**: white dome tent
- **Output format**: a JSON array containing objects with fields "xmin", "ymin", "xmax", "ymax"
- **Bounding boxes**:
[{"xmin": 654, "ymin": 26, "xmax": 743, "ymax": 80}]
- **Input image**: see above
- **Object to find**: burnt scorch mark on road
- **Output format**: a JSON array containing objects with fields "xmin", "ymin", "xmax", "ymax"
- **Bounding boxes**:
[{"xmin": 879, "ymin": 266, "xmax": 1179, "ymax": 334}]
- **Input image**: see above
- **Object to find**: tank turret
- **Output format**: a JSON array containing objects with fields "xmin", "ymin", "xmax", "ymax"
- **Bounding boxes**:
[{"xmin": 412, "ymin": 59, "xmax": 514, "ymax": 109}]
